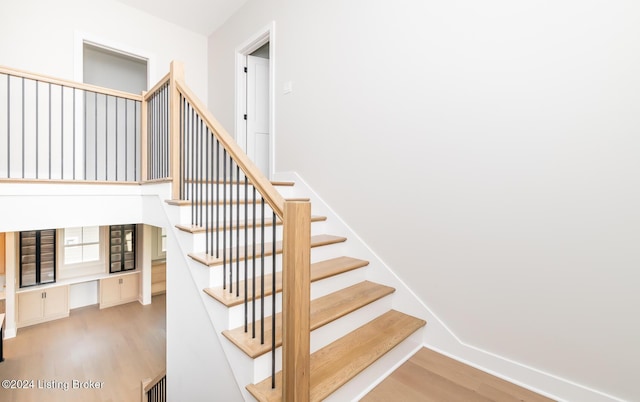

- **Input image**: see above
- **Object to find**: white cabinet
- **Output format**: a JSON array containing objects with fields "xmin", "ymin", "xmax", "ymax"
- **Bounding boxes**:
[
  {"xmin": 151, "ymin": 261, "xmax": 166, "ymax": 296},
  {"xmin": 16, "ymin": 285, "xmax": 69, "ymax": 328},
  {"xmin": 99, "ymin": 272, "xmax": 139, "ymax": 309}
]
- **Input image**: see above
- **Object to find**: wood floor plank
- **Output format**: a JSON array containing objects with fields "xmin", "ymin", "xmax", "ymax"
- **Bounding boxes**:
[
  {"xmin": 362, "ymin": 348, "xmax": 555, "ymax": 402},
  {"xmin": 0, "ymin": 295, "xmax": 166, "ymax": 402}
]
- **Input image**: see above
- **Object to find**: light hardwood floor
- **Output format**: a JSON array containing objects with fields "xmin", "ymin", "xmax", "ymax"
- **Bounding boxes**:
[
  {"xmin": 0, "ymin": 295, "xmax": 165, "ymax": 402},
  {"xmin": 362, "ymin": 347, "xmax": 555, "ymax": 402}
]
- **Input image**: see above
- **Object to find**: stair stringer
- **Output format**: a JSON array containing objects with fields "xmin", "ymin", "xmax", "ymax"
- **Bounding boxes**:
[{"xmin": 140, "ymin": 183, "xmax": 245, "ymax": 402}]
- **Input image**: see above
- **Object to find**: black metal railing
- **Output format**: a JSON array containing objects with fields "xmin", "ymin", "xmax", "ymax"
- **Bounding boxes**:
[
  {"xmin": 145, "ymin": 80, "xmax": 170, "ymax": 180},
  {"xmin": 179, "ymin": 93, "xmax": 279, "ymax": 387},
  {"xmin": 145, "ymin": 374, "xmax": 166, "ymax": 402},
  {"xmin": 0, "ymin": 70, "xmax": 141, "ymax": 181}
]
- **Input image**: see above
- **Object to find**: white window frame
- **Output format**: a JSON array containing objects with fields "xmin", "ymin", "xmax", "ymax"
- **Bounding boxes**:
[
  {"xmin": 152, "ymin": 226, "xmax": 166, "ymax": 261},
  {"xmin": 57, "ymin": 226, "xmax": 108, "ymax": 279}
]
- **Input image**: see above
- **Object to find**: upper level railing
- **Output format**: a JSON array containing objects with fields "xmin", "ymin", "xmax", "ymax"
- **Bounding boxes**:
[{"xmin": 0, "ymin": 66, "xmax": 142, "ymax": 182}]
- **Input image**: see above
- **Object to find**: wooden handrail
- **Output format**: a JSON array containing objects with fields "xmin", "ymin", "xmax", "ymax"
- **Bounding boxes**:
[
  {"xmin": 0, "ymin": 65, "xmax": 143, "ymax": 101},
  {"xmin": 140, "ymin": 369, "xmax": 166, "ymax": 402},
  {"xmin": 144, "ymin": 72, "xmax": 170, "ymax": 101},
  {"xmin": 173, "ymin": 77, "xmax": 285, "ymax": 218},
  {"xmin": 143, "ymin": 369, "xmax": 166, "ymax": 393}
]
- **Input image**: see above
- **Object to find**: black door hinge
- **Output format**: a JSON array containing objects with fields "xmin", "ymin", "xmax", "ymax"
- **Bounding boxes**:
[
  {"xmin": 243, "ymin": 114, "xmax": 247, "ymax": 120},
  {"xmin": 244, "ymin": 67, "xmax": 247, "ymax": 73}
]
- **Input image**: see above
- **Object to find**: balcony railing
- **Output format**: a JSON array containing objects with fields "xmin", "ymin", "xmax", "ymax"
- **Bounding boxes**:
[{"xmin": 0, "ymin": 61, "xmax": 312, "ymax": 401}]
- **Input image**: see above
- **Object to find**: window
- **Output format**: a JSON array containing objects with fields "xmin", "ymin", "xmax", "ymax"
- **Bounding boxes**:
[
  {"xmin": 160, "ymin": 228, "xmax": 166, "ymax": 253},
  {"xmin": 20, "ymin": 230, "xmax": 56, "ymax": 288},
  {"xmin": 110, "ymin": 225, "xmax": 136, "ymax": 273},
  {"xmin": 63, "ymin": 226, "xmax": 100, "ymax": 265},
  {"xmin": 151, "ymin": 226, "xmax": 167, "ymax": 261}
]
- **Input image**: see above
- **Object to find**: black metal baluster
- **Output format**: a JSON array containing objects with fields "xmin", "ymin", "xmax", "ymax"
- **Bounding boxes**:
[
  {"xmin": 223, "ymin": 148, "xmax": 227, "ymax": 290},
  {"xmin": 179, "ymin": 96, "xmax": 184, "ymax": 197},
  {"xmin": 94, "ymin": 92, "xmax": 97, "ymax": 180},
  {"xmin": 105, "ymin": 94, "xmax": 108, "ymax": 181},
  {"xmin": 244, "ymin": 175, "xmax": 249, "ymax": 333},
  {"xmin": 146, "ymin": 96, "xmax": 150, "ymax": 179},
  {"xmin": 252, "ymin": 186, "xmax": 257, "ymax": 339},
  {"xmin": 36, "ymin": 81, "xmax": 39, "ymax": 179},
  {"xmin": 205, "ymin": 122, "xmax": 210, "ymax": 256},
  {"xmin": 190, "ymin": 105, "xmax": 195, "ymax": 224},
  {"xmin": 134, "ymin": 101, "xmax": 138, "ymax": 181},
  {"xmin": 83, "ymin": 91, "xmax": 86, "ymax": 180},
  {"xmin": 183, "ymin": 100, "xmax": 189, "ymax": 199},
  {"xmin": 73, "ymin": 88, "xmax": 76, "ymax": 180},
  {"xmin": 21, "ymin": 78, "xmax": 24, "ymax": 178},
  {"xmin": 209, "ymin": 128, "xmax": 215, "ymax": 256},
  {"xmin": 124, "ymin": 98, "xmax": 128, "ymax": 181},
  {"xmin": 199, "ymin": 119, "xmax": 204, "ymax": 228},
  {"xmin": 49, "ymin": 83, "xmax": 52, "ymax": 179},
  {"xmin": 61, "ymin": 86, "xmax": 64, "ymax": 179},
  {"xmin": 229, "ymin": 155, "xmax": 234, "ymax": 294},
  {"xmin": 260, "ymin": 197, "xmax": 265, "ymax": 345},
  {"xmin": 196, "ymin": 117, "xmax": 201, "ymax": 227},
  {"xmin": 6, "ymin": 75, "xmax": 10, "ymax": 178},
  {"xmin": 215, "ymin": 139, "xmax": 220, "ymax": 258},
  {"xmin": 115, "ymin": 97, "xmax": 118, "ymax": 181},
  {"xmin": 236, "ymin": 165, "xmax": 240, "ymax": 297}
]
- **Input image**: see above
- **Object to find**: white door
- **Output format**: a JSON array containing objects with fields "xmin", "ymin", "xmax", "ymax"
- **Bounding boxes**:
[{"xmin": 246, "ymin": 55, "xmax": 270, "ymax": 177}]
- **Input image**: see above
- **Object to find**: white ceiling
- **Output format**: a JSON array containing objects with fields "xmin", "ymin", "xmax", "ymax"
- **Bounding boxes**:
[{"xmin": 115, "ymin": 0, "xmax": 248, "ymax": 36}]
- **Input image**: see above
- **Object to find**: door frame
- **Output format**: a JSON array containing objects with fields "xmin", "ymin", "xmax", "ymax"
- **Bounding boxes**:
[
  {"xmin": 73, "ymin": 31, "xmax": 155, "ymax": 89},
  {"xmin": 234, "ymin": 22, "xmax": 275, "ymax": 179},
  {"xmin": 72, "ymin": 31, "xmax": 154, "ymax": 180}
]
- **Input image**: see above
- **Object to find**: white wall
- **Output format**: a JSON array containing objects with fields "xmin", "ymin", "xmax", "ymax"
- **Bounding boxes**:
[
  {"xmin": 208, "ymin": 1, "xmax": 640, "ymax": 400},
  {"xmin": 0, "ymin": 0, "xmax": 208, "ymax": 102}
]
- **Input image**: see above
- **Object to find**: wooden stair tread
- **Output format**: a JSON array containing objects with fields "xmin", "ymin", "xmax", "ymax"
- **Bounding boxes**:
[
  {"xmin": 203, "ymin": 256, "xmax": 369, "ymax": 307},
  {"xmin": 189, "ymin": 234, "xmax": 346, "ymax": 267},
  {"xmin": 246, "ymin": 310, "xmax": 427, "ymax": 402},
  {"xmin": 176, "ymin": 215, "xmax": 326, "ymax": 234},
  {"xmin": 165, "ymin": 197, "xmax": 309, "ymax": 206},
  {"xmin": 222, "ymin": 281, "xmax": 394, "ymax": 358}
]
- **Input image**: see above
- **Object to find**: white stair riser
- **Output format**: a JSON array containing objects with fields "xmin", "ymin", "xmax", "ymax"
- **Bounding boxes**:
[
  {"xmin": 208, "ymin": 255, "xmax": 281, "ymax": 288},
  {"xmin": 249, "ymin": 294, "xmax": 394, "ymax": 384},
  {"xmin": 180, "ymin": 220, "xmax": 330, "ymax": 252},
  {"xmin": 185, "ymin": 225, "xmax": 284, "ymax": 249},
  {"xmin": 182, "ymin": 183, "xmax": 295, "ymax": 200},
  {"xmin": 227, "ymin": 293, "xmax": 282, "ymax": 330},
  {"xmin": 197, "ymin": 243, "xmax": 350, "ymax": 287},
  {"xmin": 172, "ymin": 203, "xmax": 275, "ymax": 225},
  {"xmin": 222, "ymin": 266, "xmax": 368, "ymax": 336}
]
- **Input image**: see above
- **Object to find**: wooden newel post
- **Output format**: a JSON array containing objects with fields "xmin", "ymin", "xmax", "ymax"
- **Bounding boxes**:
[
  {"xmin": 282, "ymin": 200, "xmax": 311, "ymax": 402},
  {"xmin": 169, "ymin": 60, "xmax": 185, "ymax": 200}
]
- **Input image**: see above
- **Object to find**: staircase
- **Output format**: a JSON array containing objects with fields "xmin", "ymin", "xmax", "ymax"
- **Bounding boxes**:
[
  {"xmin": 168, "ymin": 179, "xmax": 427, "ymax": 401},
  {"xmin": 0, "ymin": 60, "xmax": 428, "ymax": 401}
]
